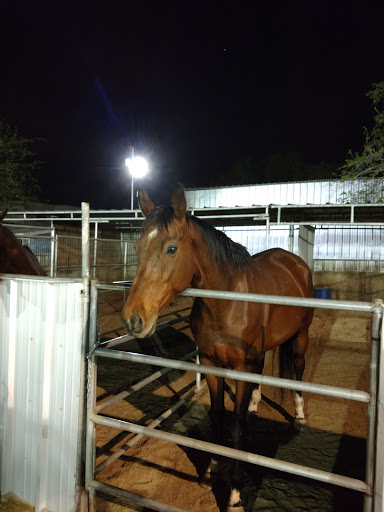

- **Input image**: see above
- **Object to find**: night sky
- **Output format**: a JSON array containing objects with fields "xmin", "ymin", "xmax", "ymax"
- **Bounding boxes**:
[{"xmin": 1, "ymin": 2, "xmax": 384, "ymax": 209}]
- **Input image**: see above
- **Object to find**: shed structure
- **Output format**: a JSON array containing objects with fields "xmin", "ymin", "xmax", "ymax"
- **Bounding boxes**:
[{"xmin": 184, "ymin": 179, "xmax": 384, "ymax": 273}]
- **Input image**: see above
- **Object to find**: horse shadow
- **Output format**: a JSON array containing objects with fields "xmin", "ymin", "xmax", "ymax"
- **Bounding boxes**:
[
  {"xmin": 95, "ymin": 326, "xmax": 201, "ymax": 457},
  {"xmin": 172, "ymin": 389, "xmax": 299, "ymax": 511},
  {"xmin": 176, "ymin": 404, "xmax": 365, "ymax": 512},
  {"xmin": 96, "ymin": 326, "xmax": 366, "ymax": 512}
]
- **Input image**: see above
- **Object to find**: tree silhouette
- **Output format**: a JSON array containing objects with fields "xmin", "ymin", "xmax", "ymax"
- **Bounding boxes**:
[{"xmin": 0, "ymin": 120, "xmax": 42, "ymax": 209}]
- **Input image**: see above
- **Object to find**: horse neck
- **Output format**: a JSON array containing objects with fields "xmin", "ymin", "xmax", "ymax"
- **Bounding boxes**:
[
  {"xmin": 1, "ymin": 229, "xmax": 44, "ymax": 275},
  {"xmin": 188, "ymin": 221, "xmax": 238, "ymax": 291}
]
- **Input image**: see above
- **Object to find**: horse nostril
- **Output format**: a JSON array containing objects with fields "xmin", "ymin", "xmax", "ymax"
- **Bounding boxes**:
[{"xmin": 125, "ymin": 314, "xmax": 143, "ymax": 335}]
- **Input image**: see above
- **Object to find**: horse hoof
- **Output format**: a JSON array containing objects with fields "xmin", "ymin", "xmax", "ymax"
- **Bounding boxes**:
[
  {"xmin": 294, "ymin": 417, "xmax": 307, "ymax": 430},
  {"xmin": 227, "ymin": 505, "xmax": 245, "ymax": 512},
  {"xmin": 200, "ymin": 469, "xmax": 214, "ymax": 490},
  {"xmin": 227, "ymin": 489, "xmax": 244, "ymax": 512},
  {"xmin": 200, "ymin": 459, "xmax": 217, "ymax": 489},
  {"xmin": 200, "ymin": 477, "xmax": 212, "ymax": 490}
]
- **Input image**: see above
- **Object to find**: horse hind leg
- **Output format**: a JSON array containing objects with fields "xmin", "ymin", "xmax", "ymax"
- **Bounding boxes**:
[
  {"xmin": 294, "ymin": 391, "xmax": 305, "ymax": 426},
  {"xmin": 248, "ymin": 385, "xmax": 262, "ymax": 414},
  {"xmin": 279, "ymin": 329, "xmax": 309, "ymax": 427},
  {"xmin": 247, "ymin": 357, "xmax": 264, "ymax": 415},
  {"xmin": 293, "ymin": 329, "xmax": 310, "ymax": 427}
]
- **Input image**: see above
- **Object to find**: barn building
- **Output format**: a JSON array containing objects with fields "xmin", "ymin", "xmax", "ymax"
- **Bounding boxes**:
[
  {"xmin": 183, "ymin": 179, "xmax": 384, "ymax": 301},
  {"xmin": 3, "ymin": 178, "xmax": 384, "ymax": 301}
]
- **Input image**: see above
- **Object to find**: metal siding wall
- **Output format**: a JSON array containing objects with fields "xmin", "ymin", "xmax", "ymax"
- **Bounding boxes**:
[
  {"xmin": 185, "ymin": 181, "xmax": 384, "ymax": 271},
  {"xmin": 313, "ymin": 226, "xmax": 384, "ymax": 262},
  {"xmin": 185, "ymin": 179, "xmax": 383, "ymax": 208},
  {"xmin": 219, "ymin": 226, "xmax": 294, "ymax": 255},
  {"xmin": 0, "ymin": 277, "xmax": 84, "ymax": 512},
  {"xmin": 218, "ymin": 225, "xmax": 384, "ymax": 272}
]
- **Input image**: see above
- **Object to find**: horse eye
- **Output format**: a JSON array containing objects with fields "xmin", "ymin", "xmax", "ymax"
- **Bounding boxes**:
[{"xmin": 166, "ymin": 246, "xmax": 178, "ymax": 255}]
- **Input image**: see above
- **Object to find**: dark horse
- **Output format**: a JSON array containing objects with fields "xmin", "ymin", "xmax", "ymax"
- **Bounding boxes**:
[
  {"xmin": 0, "ymin": 210, "xmax": 45, "ymax": 276},
  {"xmin": 122, "ymin": 185, "xmax": 314, "ymax": 512}
]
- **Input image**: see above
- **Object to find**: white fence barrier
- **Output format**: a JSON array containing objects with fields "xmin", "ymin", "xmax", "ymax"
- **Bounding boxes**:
[{"xmin": 0, "ymin": 276, "xmax": 86, "ymax": 512}]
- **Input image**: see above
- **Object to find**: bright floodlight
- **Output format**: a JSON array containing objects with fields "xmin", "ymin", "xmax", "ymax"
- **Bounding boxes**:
[{"xmin": 125, "ymin": 156, "xmax": 149, "ymax": 178}]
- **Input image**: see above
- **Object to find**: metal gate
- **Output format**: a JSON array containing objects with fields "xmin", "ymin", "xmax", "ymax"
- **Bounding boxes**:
[{"xmin": 84, "ymin": 282, "xmax": 384, "ymax": 512}]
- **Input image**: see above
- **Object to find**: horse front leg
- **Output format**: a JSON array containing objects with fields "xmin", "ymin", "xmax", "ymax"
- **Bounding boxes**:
[
  {"xmin": 200, "ymin": 372, "xmax": 225, "ymax": 489},
  {"xmin": 227, "ymin": 379, "xmax": 253, "ymax": 512}
]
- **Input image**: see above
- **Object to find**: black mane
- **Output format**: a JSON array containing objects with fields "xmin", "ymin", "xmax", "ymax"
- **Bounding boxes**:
[
  {"xmin": 143, "ymin": 205, "xmax": 174, "ymax": 230},
  {"xmin": 144, "ymin": 205, "xmax": 252, "ymax": 271}
]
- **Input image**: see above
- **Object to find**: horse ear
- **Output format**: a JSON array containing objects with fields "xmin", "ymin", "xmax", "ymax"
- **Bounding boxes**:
[
  {"xmin": 171, "ymin": 183, "xmax": 187, "ymax": 222},
  {"xmin": 0, "ymin": 209, "xmax": 8, "ymax": 223},
  {"xmin": 138, "ymin": 188, "xmax": 156, "ymax": 217}
]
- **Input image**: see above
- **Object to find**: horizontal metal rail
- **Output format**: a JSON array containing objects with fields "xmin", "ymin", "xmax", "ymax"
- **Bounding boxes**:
[
  {"xmin": 96, "ymin": 349, "xmax": 197, "ymax": 413},
  {"xmin": 98, "ymin": 315, "xmax": 191, "ymax": 349},
  {"xmin": 95, "ymin": 282, "xmax": 374, "ymax": 313},
  {"xmin": 180, "ymin": 288, "xmax": 373, "ymax": 312},
  {"xmin": 96, "ymin": 382, "xmax": 206, "ymax": 474},
  {"xmin": 88, "ymin": 480, "xmax": 190, "ymax": 512},
  {"xmin": 89, "ymin": 413, "xmax": 369, "ymax": 495},
  {"xmin": 93, "ymin": 348, "xmax": 371, "ymax": 403},
  {"xmin": 58, "ymin": 263, "xmax": 129, "ymax": 271},
  {"xmin": 97, "ymin": 333, "xmax": 133, "ymax": 349}
]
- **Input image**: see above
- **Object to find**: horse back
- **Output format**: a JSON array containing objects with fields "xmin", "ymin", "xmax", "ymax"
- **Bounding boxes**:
[
  {"xmin": 190, "ymin": 247, "xmax": 313, "ymax": 367},
  {"xmin": 250, "ymin": 247, "xmax": 313, "ymax": 296}
]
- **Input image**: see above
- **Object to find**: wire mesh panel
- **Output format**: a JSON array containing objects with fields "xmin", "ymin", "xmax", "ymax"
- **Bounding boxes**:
[
  {"xmin": 55, "ymin": 235, "xmax": 82, "ymax": 277},
  {"xmin": 55, "ymin": 235, "xmax": 138, "ymax": 281},
  {"xmin": 16, "ymin": 235, "xmax": 53, "ymax": 275}
]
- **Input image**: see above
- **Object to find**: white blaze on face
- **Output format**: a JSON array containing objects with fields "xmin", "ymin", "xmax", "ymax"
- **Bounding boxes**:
[{"xmin": 146, "ymin": 227, "xmax": 158, "ymax": 241}]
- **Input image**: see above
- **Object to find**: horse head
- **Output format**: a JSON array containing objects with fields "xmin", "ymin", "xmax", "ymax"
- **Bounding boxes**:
[{"xmin": 122, "ymin": 184, "xmax": 195, "ymax": 338}]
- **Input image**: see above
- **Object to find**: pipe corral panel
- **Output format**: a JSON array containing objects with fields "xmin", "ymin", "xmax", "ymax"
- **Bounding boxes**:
[{"xmin": 0, "ymin": 276, "xmax": 85, "ymax": 512}]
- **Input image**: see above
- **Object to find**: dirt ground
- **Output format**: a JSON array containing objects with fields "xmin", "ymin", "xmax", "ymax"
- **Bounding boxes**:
[{"xmin": 90, "ymin": 289, "xmax": 371, "ymax": 512}]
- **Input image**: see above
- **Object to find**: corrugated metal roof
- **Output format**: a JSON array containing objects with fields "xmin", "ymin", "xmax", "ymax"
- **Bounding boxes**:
[
  {"xmin": 185, "ymin": 179, "xmax": 382, "ymax": 208},
  {"xmin": 184, "ymin": 180, "xmax": 384, "ymax": 272},
  {"xmin": 0, "ymin": 276, "xmax": 84, "ymax": 512}
]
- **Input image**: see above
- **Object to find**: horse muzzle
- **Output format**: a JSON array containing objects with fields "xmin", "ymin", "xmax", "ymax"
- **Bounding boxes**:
[{"xmin": 122, "ymin": 314, "xmax": 156, "ymax": 338}]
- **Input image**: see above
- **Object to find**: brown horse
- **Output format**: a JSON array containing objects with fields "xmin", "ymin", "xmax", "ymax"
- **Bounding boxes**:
[
  {"xmin": 0, "ymin": 210, "xmax": 46, "ymax": 276},
  {"xmin": 122, "ymin": 184, "xmax": 314, "ymax": 512}
]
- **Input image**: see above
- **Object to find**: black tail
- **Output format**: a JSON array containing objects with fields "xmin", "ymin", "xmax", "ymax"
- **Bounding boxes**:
[{"xmin": 279, "ymin": 334, "xmax": 297, "ymax": 385}]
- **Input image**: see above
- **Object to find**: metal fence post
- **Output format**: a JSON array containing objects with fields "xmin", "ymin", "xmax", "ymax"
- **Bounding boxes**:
[
  {"xmin": 93, "ymin": 221, "xmax": 98, "ymax": 278},
  {"xmin": 85, "ymin": 280, "xmax": 99, "ymax": 511},
  {"xmin": 49, "ymin": 226, "xmax": 56, "ymax": 276},
  {"xmin": 364, "ymin": 299, "xmax": 383, "ymax": 512},
  {"xmin": 371, "ymin": 299, "xmax": 384, "ymax": 512}
]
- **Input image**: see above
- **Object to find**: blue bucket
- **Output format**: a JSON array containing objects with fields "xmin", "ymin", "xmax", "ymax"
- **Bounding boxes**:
[{"xmin": 313, "ymin": 288, "xmax": 332, "ymax": 299}]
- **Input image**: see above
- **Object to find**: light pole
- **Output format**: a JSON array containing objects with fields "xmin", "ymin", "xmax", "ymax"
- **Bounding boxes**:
[{"xmin": 125, "ymin": 147, "xmax": 149, "ymax": 210}]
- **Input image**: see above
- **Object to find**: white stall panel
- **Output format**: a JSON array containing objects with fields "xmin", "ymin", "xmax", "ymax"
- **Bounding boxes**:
[{"xmin": 0, "ymin": 276, "xmax": 85, "ymax": 512}]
